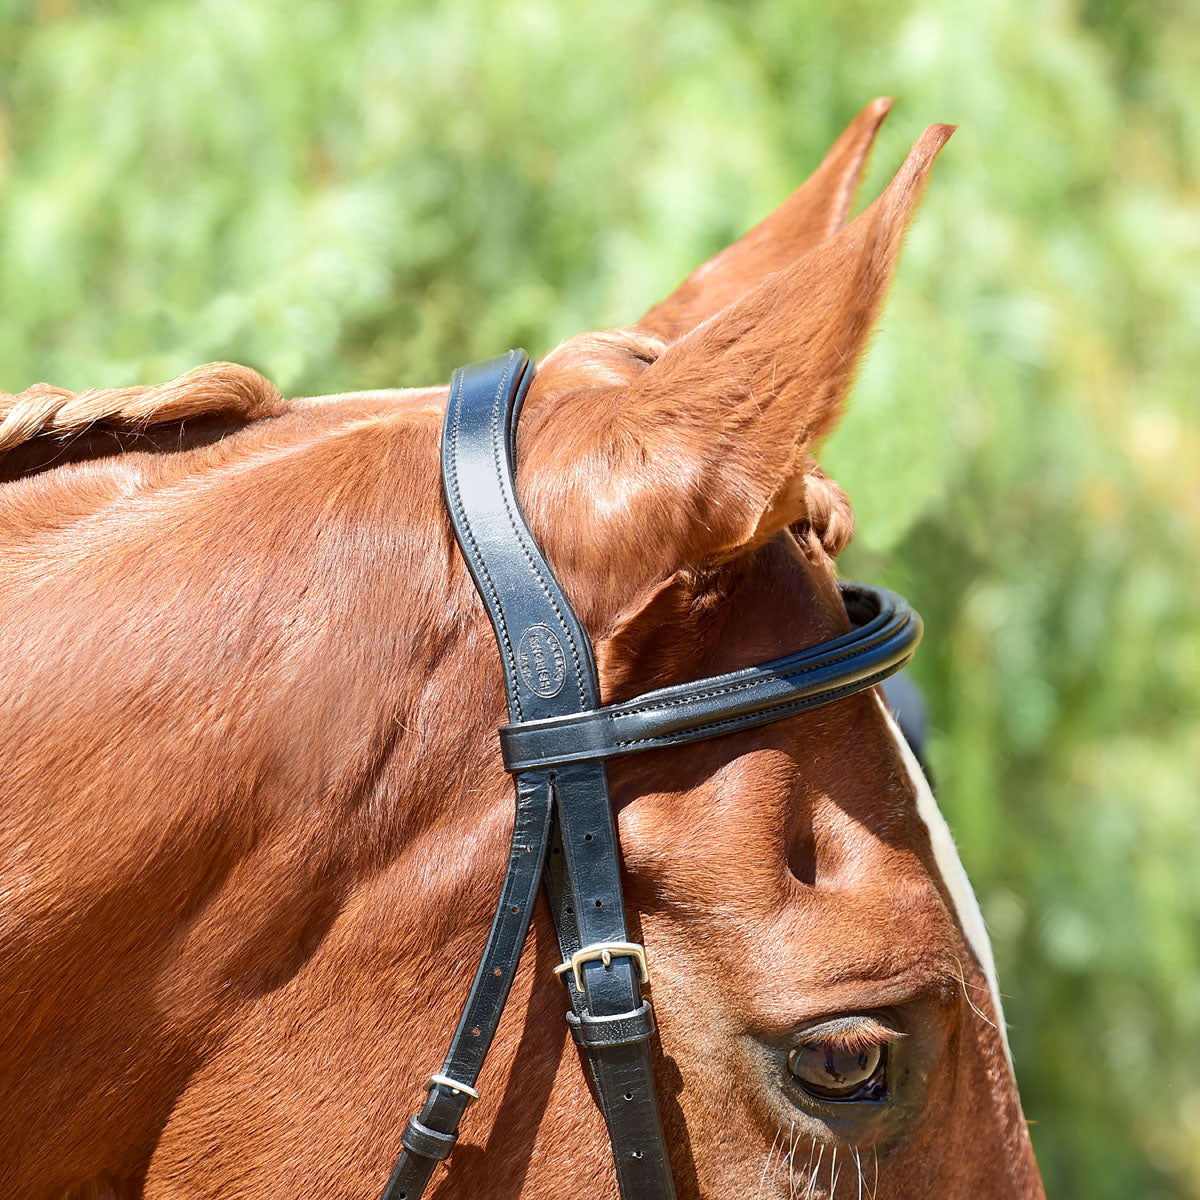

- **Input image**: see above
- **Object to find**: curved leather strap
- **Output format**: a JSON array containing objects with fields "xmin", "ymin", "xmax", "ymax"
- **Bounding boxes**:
[
  {"xmin": 381, "ymin": 350, "xmax": 925, "ymax": 1200},
  {"xmin": 441, "ymin": 351, "xmax": 596, "ymax": 720},
  {"xmin": 500, "ymin": 583, "xmax": 920, "ymax": 771},
  {"xmin": 384, "ymin": 353, "xmax": 676, "ymax": 1200}
]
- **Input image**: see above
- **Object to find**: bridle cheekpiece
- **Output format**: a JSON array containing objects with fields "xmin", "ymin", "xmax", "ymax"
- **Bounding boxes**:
[{"xmin": 381, "ymin": 351, "xmax": 922, "ymax": 1200}]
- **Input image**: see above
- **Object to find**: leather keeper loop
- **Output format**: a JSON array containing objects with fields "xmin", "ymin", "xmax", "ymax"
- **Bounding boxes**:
[
  {"xmin": 566, "ymin": 1000, "xmax": 656, "ymax": 1049},
  {"xmin": 400, "ymin": 1117, "xmax": 458, "ymax": 1161}
]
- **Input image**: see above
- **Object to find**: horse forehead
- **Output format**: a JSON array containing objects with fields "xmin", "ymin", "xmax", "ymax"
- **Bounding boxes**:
[{"xmin": 616, "ymin": 726, "xmax": 938, "ymax": 914}]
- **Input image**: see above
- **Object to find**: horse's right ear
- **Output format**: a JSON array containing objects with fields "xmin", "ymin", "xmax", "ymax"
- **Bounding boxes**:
[{"xmin": 637, "ymin": 97, "xmax": 894, "ymax": 342}]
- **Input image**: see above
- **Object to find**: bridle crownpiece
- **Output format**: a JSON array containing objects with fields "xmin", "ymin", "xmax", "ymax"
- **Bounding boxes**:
[{"xmin": 381, "ymin": 351, "xmax": 922, "ymax": 1200}]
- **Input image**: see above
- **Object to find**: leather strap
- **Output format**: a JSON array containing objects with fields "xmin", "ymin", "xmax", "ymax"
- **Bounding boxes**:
[
  {"xmin": 500, "ymin": 582, "xmax": 920, "ymax": 771},
  {"xmin": 567, "ymin": 1000, "xmax": 655, "ymax": 1048},
  {"xmin": 539, "ymin": 769, "xmax": 676, "ymax": 1200},
  {"xmin": 381, "ymin": 769, "xmax": 553, "ymax": 1200},
  {"xmin": 384, "ymin": 352, "xmax": 676, "ymax": 1200},
  {"xmin": 400, "ymin": 1118, "xmax": 458, "ymax": 1161},
  {"xmin": 380, "ymin": 350, "xmax": 924, "ymax": 1200}
]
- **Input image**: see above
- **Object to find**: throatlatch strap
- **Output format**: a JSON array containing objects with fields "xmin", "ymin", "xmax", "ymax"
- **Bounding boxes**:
[
  {"xmin": 382, "ymin": 352, "xmax": 676, "ymax": 1200},
  {"xmin": 380, "ymin": 770, "xmax": 553, "ymax": 1200}
]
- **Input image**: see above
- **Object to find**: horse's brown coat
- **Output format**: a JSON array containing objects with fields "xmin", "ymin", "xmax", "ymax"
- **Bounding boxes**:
[{"xmin": 0, "ymin": 102, "xmax": 1044, "ymax": 1198}]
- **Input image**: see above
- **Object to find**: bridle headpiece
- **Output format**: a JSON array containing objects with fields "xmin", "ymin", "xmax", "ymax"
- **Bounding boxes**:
[{"xmin": 382, "ymin": 351, "xmax": 922, "ymax": 1200}]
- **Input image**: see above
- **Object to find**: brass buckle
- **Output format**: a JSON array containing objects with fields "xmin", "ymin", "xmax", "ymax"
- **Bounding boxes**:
[{"xmin": 554, "ymin": 941, "xmax": 649, "ymax": 994}]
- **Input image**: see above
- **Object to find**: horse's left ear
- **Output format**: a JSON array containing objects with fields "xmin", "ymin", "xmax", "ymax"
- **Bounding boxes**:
[
  {"xmin": 519, "ymin": 125, "xmax": 951, "ymax": 645},
  {"xmin": 637, "ymin": 97, "xmax": 894, "ymax": 342},
  {"xmin": 622, "ymin": 124, "xmax": 954, "ymax": 574}
]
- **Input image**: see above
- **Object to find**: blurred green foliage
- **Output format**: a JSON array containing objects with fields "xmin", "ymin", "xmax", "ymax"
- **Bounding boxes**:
[{"xmin": 2, "ymin": 1, "xmax": 1196, "ymax": 1195}]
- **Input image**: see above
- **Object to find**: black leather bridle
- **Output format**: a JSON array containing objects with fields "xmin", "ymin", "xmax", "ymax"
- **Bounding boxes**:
[{"xmin": 381, "ymin": 351, "xmax": 922, "ymax": 1200}]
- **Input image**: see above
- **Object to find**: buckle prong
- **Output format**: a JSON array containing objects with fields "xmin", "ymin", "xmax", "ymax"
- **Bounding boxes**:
[
  {"xmin": 427, "ymin": 1073, "xmax": 480, "ymax": 1104},
  {"xmin": 554, "ymin": 941, "xmax": 649, "ymax": 994}
]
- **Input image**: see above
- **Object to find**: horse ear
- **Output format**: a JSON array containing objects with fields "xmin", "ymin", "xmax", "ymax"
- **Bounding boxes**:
[
  {"xmin": 623, "ymin": 124, "xmax": 954, "ymax": 572},
  {"xmin": 637, "ymin": 97, "xmax": 894, "ymax": 342},
  {"xmin": 519, "ymin": 126, "xmax": 951, "ymax": 638}
]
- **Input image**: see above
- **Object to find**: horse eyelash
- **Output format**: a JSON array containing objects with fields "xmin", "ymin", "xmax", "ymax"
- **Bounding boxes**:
[{"xmin": 795, "ymin": 1015, "xmax": 906, "ymax": 1055}]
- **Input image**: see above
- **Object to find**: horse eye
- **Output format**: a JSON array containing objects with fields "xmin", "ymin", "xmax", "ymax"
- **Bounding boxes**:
[{"xmin": 787, "ymin": 1040, "xmax": 887, "ymax": 1102}]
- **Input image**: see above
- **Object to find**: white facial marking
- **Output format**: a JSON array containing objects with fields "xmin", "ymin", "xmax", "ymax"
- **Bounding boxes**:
[{"xmin": 875, "ymin": 694, "xmax": 1013, "ymax": 1065}]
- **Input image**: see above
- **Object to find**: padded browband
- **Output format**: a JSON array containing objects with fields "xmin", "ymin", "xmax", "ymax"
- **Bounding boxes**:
[{"xmin": 501, "ymin": 582, "xmax": 920, "ymax": 771}]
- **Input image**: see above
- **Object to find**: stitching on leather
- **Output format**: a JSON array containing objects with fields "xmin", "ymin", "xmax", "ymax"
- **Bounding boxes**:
[
  {"xmin": 499, "ymin": 614, "xmax": 914, "ymax": 760},
  {"xmin": 614, "ymin": 668, "xmax": 900, "ymax": 748},
  {"xmin": 485, "ymin": 354, "xmax": 589, "ymax": 711},
  {"xmin": 608, "ymin": 615, "xmax": 907, "ymax": 718},
  {"xmin": 503, "ymin": 652, "xmax": 914, "ymax": 770},
  {"xmin": 446, "ymin": 777, "xmax": 553, "ymax": 1076},
  {"xmin": 446, "ymin": 364, "xmax": 526, "ymax": 720}
]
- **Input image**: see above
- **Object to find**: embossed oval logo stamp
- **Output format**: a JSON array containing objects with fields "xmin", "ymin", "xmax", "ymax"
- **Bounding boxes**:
[{"xmin": 517, "ymin": 624, "xmax": 567, "ymax": 698}]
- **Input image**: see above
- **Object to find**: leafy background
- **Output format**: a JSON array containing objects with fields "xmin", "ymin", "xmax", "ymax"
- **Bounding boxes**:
[{"xmin": 2, "ymin": 1, "xmax": 1196, "ymax": 1195}]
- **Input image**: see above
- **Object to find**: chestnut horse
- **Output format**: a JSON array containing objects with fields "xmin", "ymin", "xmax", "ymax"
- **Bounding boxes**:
[{"xmin": 0, "ymin": 100, "xmax": 1044, "ymax": 1198}]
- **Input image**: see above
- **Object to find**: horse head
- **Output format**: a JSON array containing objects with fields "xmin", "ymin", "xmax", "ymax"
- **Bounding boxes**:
[
  {"xmin": 0, "ymin": 100, "xmax": 1043, "ymax": 1199},
  {"xmin": 480, "ymin": 103, "xmax": 1042, "ymax": 1199}
]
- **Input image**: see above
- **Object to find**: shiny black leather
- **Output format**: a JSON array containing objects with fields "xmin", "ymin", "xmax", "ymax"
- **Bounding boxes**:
[
  {"xmin": 381, "ymin": 351, "xmax": 923, "ymax": 1200},
  {"xmin": 381, "ymin": 770, "xmax": 553, "ymax": 1200},
  {"xmin": 384, "ymin": 351, "xmax": 675, "ymax": 1200},
  {"xmin": 500, "ymin": 582, "xmax": 921, "ymax": 771}
]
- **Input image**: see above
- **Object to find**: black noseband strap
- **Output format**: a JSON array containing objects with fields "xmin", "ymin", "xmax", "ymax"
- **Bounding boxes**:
[{"xmin": 381, "ymin": 351, "xmax": 922, "ymax": 1200}]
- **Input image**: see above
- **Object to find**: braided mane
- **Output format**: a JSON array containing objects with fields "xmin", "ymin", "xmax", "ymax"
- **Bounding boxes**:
[
  {"xmin": 0, "ymin": 362, "xmax": 283, "ymax": 455},
  {"xmin": 796, "ymin": 464, "xmax": 856, "ymax": 563}
]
